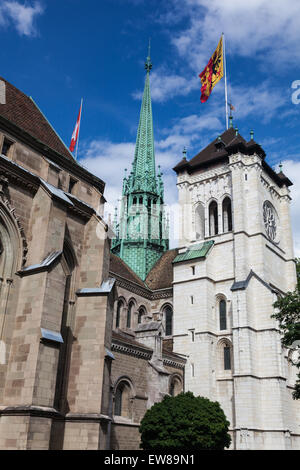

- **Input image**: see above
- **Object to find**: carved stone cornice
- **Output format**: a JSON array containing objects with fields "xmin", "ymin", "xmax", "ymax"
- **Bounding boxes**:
[
  {"xmin": 111, "ymin": 273, "xmax": 173, "ymax": 300},
  {"xmin": 111, "ymin": 341, "xmax": 153, "ymax": 360},
  {"xmin": 163, "ymin": 357, "xmax": 185, "ymax": 369}
]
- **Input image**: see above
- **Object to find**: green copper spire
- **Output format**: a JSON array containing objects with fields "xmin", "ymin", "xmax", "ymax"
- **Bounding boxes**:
[
  {"xmin": 128, "ymin": 40, "xmax": 156, "ymax": 193},
  {"xmin": 111, "ymin": 45, "xmax": 169, "ymax": 280}
]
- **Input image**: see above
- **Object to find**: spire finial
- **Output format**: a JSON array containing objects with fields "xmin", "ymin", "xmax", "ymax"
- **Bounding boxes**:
[
  {"xmin": 279, "ymin": 161, "xmax": 283, "ymax": 172},
  {"xmin": 145, "ymin": 38, "xmax": 152, "ymax": 73},
  {"xmin": 183, "ymin": 147, "xmax": 187, "ymax": 160},
  {"xmin": 235, "ymin": 126, "xmax": 238, "ymax": 136},
  {"xmin": 250, "ymin": 130, "xmax": 254, "ymax": 140},
  {"xmin": 229, "ymin": 115, "xmax": 233, "ymax": 128}
]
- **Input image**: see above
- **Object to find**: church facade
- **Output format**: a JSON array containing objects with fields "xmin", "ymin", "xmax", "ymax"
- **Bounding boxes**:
[{"xmin": 0, "ymin": 45, "xmax": 299, "ymax": 450}]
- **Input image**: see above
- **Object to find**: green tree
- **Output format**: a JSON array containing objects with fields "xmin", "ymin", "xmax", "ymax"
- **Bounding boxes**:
[
  {"xmin": 272, "ymin": 258, "xmax": 300, "ymax": 399},
  {"xmin": 139, "ymin": 392, "xmax": 231, "ymax": 450}
]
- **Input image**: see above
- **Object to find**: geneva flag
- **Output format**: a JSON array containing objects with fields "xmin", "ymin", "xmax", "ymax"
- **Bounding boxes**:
[
  {"xmin": 199, "ymin": 36, "xmax": 224, "ymax": 103},
  {"xmin": 69, "ymin": 102, "xmax": 82, "ymax": 152}
]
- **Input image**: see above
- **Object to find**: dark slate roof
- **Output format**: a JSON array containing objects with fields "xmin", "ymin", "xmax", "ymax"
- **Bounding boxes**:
[
  {"xmin": 0, "ymin": 76, "xmax": 74, "ymax": 161},
  {"xmin": 145, "ymin": 249, "xmax": 178, "ymax": 290},
  {"xmin": 173, "ymin": 128, "xmax": 237, "ymax": 173},
  {"xmin": 231, "ymin": 270, "xmax": 281, "ymax": 294},
  {"xmin": 109, "ymin": 253, "xmax": 146, "ymax": 287},
  {"xmin": 112, "ymin": 330, "xmax": 153, "ymax": 352},
  {"xmin": 173, "ymin": 128, "xmax": 292, "ymax": 188},
  {"xmin": 162, "ymin": 345, "xmax": 186, "ymax": 364}
]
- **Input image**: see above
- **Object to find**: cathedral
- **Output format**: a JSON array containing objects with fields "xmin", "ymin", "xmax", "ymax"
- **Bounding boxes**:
[{"xmin": 0, "ymin": 47, "xmax": 299, "ymax": 450}]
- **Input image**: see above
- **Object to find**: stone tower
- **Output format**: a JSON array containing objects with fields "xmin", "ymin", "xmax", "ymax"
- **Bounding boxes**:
[
  {"xmin": 172, "ymin": 127, "xmax": 300, "ymax": 449},
  {"xmin": 111, "ymin": 47, "xmax": 169, "ymax": 280}
]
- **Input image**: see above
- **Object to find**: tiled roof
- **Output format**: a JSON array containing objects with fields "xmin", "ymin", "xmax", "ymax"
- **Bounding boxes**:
[
  {"xmin": 0, "ymin": 76, "xmax": 74, "ymax": 160},
  {"xmin": 173, "ymin": 240, "xmax": 214, "ymax": 264},
  {"xmin": 112, "ymin": 330, "xmax": 153, "ymax": 352},
  {"xmin": 109, "ymin": 253, "xmax": 146, "ymax": 287},
  {"xmin": 145, "ymin": 249, "xmax": 178, "ymax": 290},
  {"xmin": 110, "ymin": 249, "xmax": 178, "ymax": 291}
]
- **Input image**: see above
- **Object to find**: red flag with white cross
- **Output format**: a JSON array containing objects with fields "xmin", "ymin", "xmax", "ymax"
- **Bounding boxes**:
[{"xmin": 69, "ymin": 100, "xmax": 82, "ymax": 153}]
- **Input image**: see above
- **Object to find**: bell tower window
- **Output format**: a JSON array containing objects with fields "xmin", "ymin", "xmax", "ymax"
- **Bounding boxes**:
[
  {"xmin": 222, "ymin": 197, "xmax": 232, "ymax": 232},
  {"xmin": 195, "ymin": 203, "xmax": 205, "ymax": 240},
  {"xmin": 209, "ymin": 201, "xmax": 218, "ymax": 236}
]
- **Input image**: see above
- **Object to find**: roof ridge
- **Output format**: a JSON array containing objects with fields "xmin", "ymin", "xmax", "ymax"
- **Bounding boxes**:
[
  {"xmin": 29, "ymin": 96, "xmax": 74, "ymax": 161},
  {"xmin": 0, "ymin": 76, "xmax": 75, "ymax": 161}
]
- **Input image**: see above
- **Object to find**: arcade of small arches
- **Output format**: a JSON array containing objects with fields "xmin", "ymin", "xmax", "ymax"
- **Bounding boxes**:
[
  {"xmin": 114, "ymin": 298, "xmax": 173, "ymax": 336},
  {"xmin": 195, "ymin": 195, "xmax": 233, "ymax": 240},
  {"xmin": 113, "ymin": 373, "xmax": 183, "ymax": 419}
]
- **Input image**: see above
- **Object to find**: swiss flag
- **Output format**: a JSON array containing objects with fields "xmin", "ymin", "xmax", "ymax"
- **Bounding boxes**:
[{"xmin": 69, "ymin": 102, "xmax": 82, "ymax": 152}]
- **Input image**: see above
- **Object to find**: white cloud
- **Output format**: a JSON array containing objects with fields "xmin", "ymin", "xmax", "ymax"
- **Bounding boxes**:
[
  {"xmin": 0, "ymin": 1, "xmax": 43, "ymax": 37},
  {"xmin": 277, "ymin": 159, "xmax": 300, "ymax": 257},
  {"xmin": 133, "ymin": 70, "xmax": 198, "ymax": 103},
  {"xmin": 170, "ymin": 0, "xmax": 300, "ymax": 69},
  {"xmin": 79, "ymin": 140, "xmax": 135, "ymax": 216},
  {"xmin": 229, "ymin": 82, "xmax": 287, "ymax": 123}
]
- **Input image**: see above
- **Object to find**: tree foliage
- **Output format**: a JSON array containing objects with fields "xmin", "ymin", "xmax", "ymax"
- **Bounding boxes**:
[
  {"xmin": 139, "ymin": 392, "xmax": 231, "ymax": 450},
  {"xmin": 272, "ymin": 258, "xmax": 300, "ymax": 399}
]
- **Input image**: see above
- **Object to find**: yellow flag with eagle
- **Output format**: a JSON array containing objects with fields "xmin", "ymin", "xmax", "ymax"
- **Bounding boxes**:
[{"xmin": 199, "ymin": 36, "xmax": 224, "ymax": 103}]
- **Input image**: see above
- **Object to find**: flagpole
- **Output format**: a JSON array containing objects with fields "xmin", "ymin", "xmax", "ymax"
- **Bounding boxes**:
[
  {"xmin": 223, "ymin": 33, "xmax": 229, "ymax": 130},
  {"xmin": 75, "ymin": 98, "xmax": 83, "ymax": 160}
]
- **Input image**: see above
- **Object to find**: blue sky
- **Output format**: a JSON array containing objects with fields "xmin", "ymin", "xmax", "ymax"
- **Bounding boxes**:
[{"xmin": 1, "ymin": 0, "xmax": 300, "ymax": 253}]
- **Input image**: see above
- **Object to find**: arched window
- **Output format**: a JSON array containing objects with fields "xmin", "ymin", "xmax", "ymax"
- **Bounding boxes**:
[
  {"xmin": 217, "ymin": 339, "xmax": 233, "ymax": 375},
  {"xmin": 0, "ymin": 209, "xmax": 19, "ymax": 368},
  {"xmin": 195, "ymin": 203, "xmax": 205, "ymax": 240},
  {"xmin": 0, "ymin": 210, "xmax": 19, "ymax": 279},
  {"xmin": 138, "ymin": 307, "xmax": 145, "ymax": 324},
  {"xmin": 209, "ymin": 201, "xmax": 218, "ymax": 236},
  {"xmin": 114, "ymin": 381, "xmax": 131, "ymax": 417},
  {"xmin": 224, "ymin": 345, "xmax": 231, "ymax": 370},
  {"xmin": 114, "ymin": 386, "xmax": 123, "ymax": 416},
  {"xmin": 222, "ymin": 197, "xmax": 232, "ymax": 232},
  {"xmin": 127, "ymin": 301, "xmax": 134, "ymax": 328},
  {"xmin": 169, "ymin": 376, "xmax": 182, "ymax": 397},
  {"xmin": 165, "ymin": 306, "xmax": 173, "ymax": 336},
  {"xmin": 116, "ymin": 300, "xmax": 123, "ymax": 328},
  {"xmin": 219, "ymin": 299, "xmax": 227, "ymax": 330}
]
